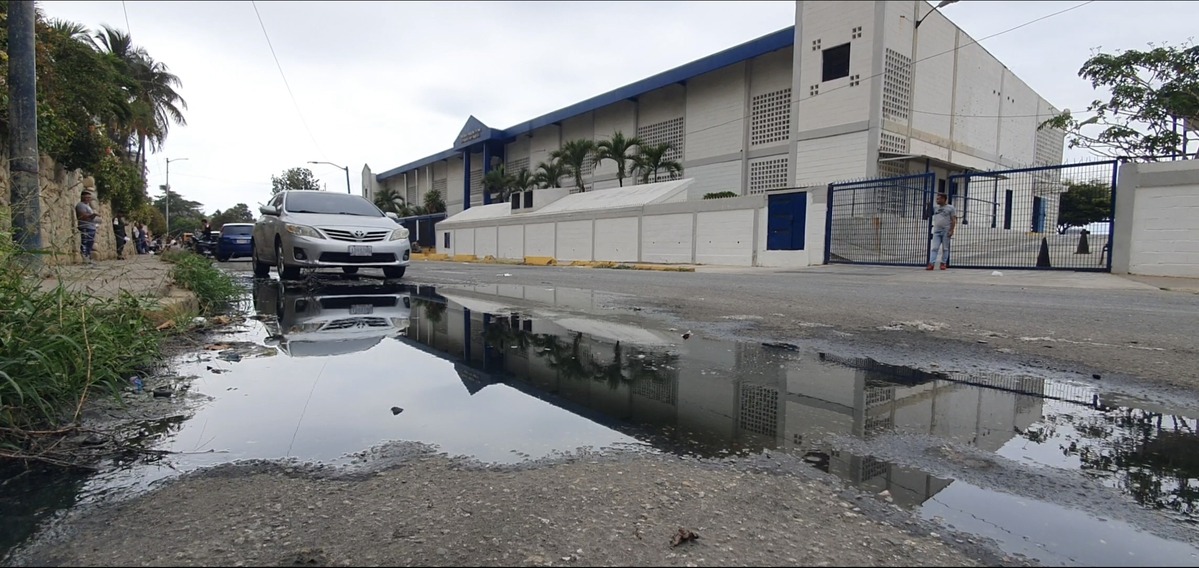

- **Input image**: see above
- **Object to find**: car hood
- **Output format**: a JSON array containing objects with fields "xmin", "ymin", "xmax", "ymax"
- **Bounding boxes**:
[{"xmin": 283, "ymin": 212, "xmax": 397, "ymax": 229}]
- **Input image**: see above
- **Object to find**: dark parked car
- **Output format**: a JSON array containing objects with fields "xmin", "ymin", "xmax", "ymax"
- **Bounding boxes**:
[{"xmin": 215, "ymin": 223, "xmax": 254, "ymax": 261}]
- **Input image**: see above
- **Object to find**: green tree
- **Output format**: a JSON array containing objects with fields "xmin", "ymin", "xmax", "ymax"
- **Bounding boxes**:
[
  {"xmin": 482, "ymin": 164, "xmax": 517, "ymax": 202},
  {"xmin": 533, "ymin": 158, "xmax": 569, "ymax": 189},
  {"xmin": 633, "ymin": 142, "xmax": 683, "ymax": 183},
  {"xmin": 374, "ymin": 186, "xmax": 409, "ymax": 216},
  {"xmin": 424, "ymin": 188, "xmax": 446, "ymax": 214},
  {"xmin": 211, "ymin": 203, "xmax": 254, "ymax": 227},
  {"xmin": 593, "ymin": 131, "xmax": 642, "ymax": 187},
  {"xmin": 513, "ymin": 168, "xmax": 537, "ymax": 193},
  {"xmin": 1040, "ymin": 42, "xmax": 1199, "ymax": 161},
  {"xmin": 551, "ymin": 139, "xmax": 597, "ymax": 192},
  {"xmin": 270, "ymin": 167, "xmax": 322, "ymax": 194},
  {"xmin": 1057, "ymin": 180, "xmax": 1112, "ymax": 233}
]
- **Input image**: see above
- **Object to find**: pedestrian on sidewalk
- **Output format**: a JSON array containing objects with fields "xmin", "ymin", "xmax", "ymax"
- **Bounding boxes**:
[
  {"xmin": 75, "ymin": 190, "xmax": 100, "ymax": 265},
  {"xmin": 113, "ymin": 214, "xmax": 128, "ymax": 260},
  {"xmin": 927, "ymin": 192, "xmax": 956, "ymax": 270}
]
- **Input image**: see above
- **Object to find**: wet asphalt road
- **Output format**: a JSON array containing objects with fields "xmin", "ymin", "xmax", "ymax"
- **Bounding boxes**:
[{"xmin": 220, "ymin": 259, "xmax": 1199, "ymax": 409}]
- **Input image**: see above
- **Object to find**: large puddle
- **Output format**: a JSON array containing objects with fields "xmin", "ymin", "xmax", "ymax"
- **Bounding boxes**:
[{"xmin": 4, "ymin": 276, "xmax": 1199, "ymax": 566}]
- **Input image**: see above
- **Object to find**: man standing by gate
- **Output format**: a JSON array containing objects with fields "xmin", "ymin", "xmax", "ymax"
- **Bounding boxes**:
[{"xmin": 927, "ymin": 192, "xmax": 956, "ymax": 270}]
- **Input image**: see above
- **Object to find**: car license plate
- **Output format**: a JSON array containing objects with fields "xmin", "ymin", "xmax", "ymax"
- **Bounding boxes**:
[
  {"xmin": 350, "ymin": 304, "xmax": 374, "ymax": 315},
  {"xmin": 235, "ymin": 239, "xmax": 249, "ymax": 244},
  {"xmin": 348, "ymin": 245, "xmax": 372, "ymax": 257}
]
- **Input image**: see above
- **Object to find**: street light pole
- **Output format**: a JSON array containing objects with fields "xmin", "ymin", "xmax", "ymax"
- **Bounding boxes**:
[
  {"xmin": 165, "ymin": 157, "xmax": 188, "ymax": 237},
  {"xmin": 308, "ymin": 161, "xmax": 351, "ymax": 194}
]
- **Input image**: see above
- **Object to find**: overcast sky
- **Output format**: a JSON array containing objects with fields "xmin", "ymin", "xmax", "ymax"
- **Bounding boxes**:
[{"xmin": 35, "ymin": 1, "xmax": 1199, "ymax": 214}]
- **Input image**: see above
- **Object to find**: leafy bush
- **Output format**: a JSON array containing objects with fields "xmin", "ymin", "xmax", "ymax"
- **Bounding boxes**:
[{"xmin": 703, "ymin": 191, "xmax": 738, "ymax": 200}]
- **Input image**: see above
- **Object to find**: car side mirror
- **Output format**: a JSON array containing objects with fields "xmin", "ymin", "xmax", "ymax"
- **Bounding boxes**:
[
  {"xmin": 385, "ymin": 212, "xmax": 399, "ymax": 220},
  {"xmin": 259, "ymin": 205, "xmax": 278, "ymax": 216}
]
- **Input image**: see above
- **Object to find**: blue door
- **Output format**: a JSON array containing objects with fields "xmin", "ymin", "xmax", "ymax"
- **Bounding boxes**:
[
  {"xmin": 1031, "ymin": 196, "xmax": 1046, "ymax": 233},
  {"xmin": 767, "ymin": 192, "xmax": 807, "ymax": 250}
]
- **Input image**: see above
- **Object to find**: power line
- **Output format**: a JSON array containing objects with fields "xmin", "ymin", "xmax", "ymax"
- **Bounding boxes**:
[
  {"xmin": 121, "ymin": 0, "xmax": 131, "ymax": 35},
  {"xmin": 250, "ymin": 0, "xmax": 326, "ymax": 158}
]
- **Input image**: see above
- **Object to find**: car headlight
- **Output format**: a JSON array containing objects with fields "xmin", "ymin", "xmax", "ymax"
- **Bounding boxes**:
[
  {"xmin": 285, "ymin": 224, "xmax": 324, "ymax": 239},
  {"xmin": 390, "ymin": 227, "xmax": 410, "ymax": 241}
]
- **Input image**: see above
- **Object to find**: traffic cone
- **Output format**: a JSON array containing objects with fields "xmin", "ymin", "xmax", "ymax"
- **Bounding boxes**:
[
  {"xmin": 1036, "ymin": 237, "xmax": 1052, "ymax": 268},
  {"xmin": 1075, "ymin": 231, "xmax": 1090, "ymax": 254}
]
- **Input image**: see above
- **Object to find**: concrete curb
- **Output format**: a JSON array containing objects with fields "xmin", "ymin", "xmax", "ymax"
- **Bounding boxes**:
[{"xmin": 407, "ymin": 254, "xmax": 696, "ymax": 272}]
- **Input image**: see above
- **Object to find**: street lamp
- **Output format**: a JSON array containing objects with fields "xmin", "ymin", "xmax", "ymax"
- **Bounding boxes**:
[
  {"xmin": 915, "ymin": 0, "xmax": 959, "ymax": 29},
  {"xmin": 165, "ymin": 157, "xmax": 188, "ymax": 237},
  {"xmin": 308, "ymin": 161, "xmax": 351, "ymax": 194}
]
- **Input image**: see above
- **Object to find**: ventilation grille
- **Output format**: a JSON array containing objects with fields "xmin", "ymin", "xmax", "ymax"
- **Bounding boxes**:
[
  {"xmin": 506, "ymin": 157, "xmax": 530, "ymax": 176},
  {"xmin": 751, "ymin": 88, "xmax": 792, "ymax": 146},
  {"xmin": 632, "ymin": 375, "xmax": 677, "ymax": 406},
  {"xmin": 876, "ymin": 160, "xmax": 908, "ymax": 179},
  {"xmin": 748, "ymin": 157, "xmax": 789, "ymax": 195},
  {"xmin": 1035, "ymin": 124, "xmax": 1064, "ymax": 167},
  {"xmin": 880, "ymin": 131, "xmax": 908, "ymax": 154},
  {"xmin": 469, "ymin": 169, "xmax": 483, "ymax": 199},
  {"xmin": 432, "ymin": 178, "xmax": 447, "ymax": 195},
  {"xmin": 883, "ymin": 49, "xmax": 912, "ymax": 122},
  {"xmin": 636, "ymin": 117, "xmax": 685, "ymax": 168},
  {"xmin": 739, "ymin": 384, "xmax": 778, "ymax": 438}
]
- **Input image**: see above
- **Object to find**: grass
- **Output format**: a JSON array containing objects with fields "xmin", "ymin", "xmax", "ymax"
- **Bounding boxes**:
[
  {"xmin": 161, "ymin": 251, "xmax": 240, "ymax": 315},
  {"xmin": 0, "ymin": 242, "xmax": 162, "ymax": 451}
]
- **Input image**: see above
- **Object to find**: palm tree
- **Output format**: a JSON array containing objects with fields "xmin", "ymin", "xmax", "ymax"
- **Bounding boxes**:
[
  {"xmin": 551, "ymin": 139, "xmax": 597, "ymax": 192},
  {"xmin": 374, "ymin": 186, "xmax": 408, "ymax": 216},
  {"xmin": 533, "ymin": 158, "xmax": 570, "ymax": 189},
  {"xmin": 482, "ymin": 164, "xmax": 517, "ymax": 203},
  {"xmin": 633, "ymin": 142, "xmax": 684, "ymax": 184},
  {"xmin": 513, "ymin": 168, "xmax": 537, "ymax": 193},
  {"xmin": 594, "ymin": 131, "xmax": 642, "ymax": 187},
  {"xmin": 47, "ymin": 18, "xmax": 91, "ymax": 41}
]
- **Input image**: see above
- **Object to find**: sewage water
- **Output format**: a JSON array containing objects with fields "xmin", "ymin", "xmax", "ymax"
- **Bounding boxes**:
[{"xmin": 3, "ymin": 277, "xmax": 1198, "ymax": 566}]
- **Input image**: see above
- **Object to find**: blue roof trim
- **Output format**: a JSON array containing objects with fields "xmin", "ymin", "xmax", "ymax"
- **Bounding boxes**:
[{"xmin": 378, "ymin": 26, "xmax": 795, "ymax": 182}]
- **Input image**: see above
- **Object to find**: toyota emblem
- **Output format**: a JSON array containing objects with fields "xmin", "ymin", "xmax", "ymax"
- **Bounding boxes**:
[{"xmin": 353, "ymin": 230, "xmax": 365, "ymax": 239}]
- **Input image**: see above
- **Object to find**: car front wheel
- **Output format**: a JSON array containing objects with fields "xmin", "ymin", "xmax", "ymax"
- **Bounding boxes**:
[
  {"xmin": 252, "ymin": 240, "xmax": 270, "ymax": 278},
  {"xmin": 275, "ymin": 241, "xmax": 301, "ymax": 280}
]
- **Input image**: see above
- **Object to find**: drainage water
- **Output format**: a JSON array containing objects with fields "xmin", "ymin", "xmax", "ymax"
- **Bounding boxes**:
[{"xmin": 3, "ymin": 279, "xmax": 1197, "ymax": 566}]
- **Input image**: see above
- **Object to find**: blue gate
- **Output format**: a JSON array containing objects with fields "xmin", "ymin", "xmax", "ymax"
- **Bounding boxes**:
[
  {"xmin": 824, "ymin": 173, "xmax": 936, "ymax": 266},
  {"xmin": 767, "ymin": 192, "xmax": 807, "ymax": 251},
  {"xmin": 946, "ymin": 160, "xmax": 1118, "ymax": 271}
]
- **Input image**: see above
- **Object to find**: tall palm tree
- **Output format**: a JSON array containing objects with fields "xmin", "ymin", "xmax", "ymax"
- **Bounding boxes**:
[
  {"xmin": 593, "ymin": 131, "xmax": 642, "ymax": 187},
  {"xmin": 533, "ymin": 158, "xmax": 570, "ymax": 189},
  {"xmin": 513, "ymin": 168, "xmax": 537, "ymax": 193},
  {"xmin": 374, "ymin": 186, "xmax": 408, "ymax": 215},
  {"xmin": 550, "ymin": 139, "xmax": 597, "ymax": 192},
  {"xmin": 633, "ymin": 142, "xmax": 683, "ymax": 184},
  {"xmin": 47, "ymin": 18, "xmax": 91, "ymax": 41}
]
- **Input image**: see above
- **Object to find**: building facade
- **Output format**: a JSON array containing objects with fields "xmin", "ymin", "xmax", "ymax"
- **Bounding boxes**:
[{"xmin": 367, "ymin": 0, "xmax": 1064, "ymax": 221}]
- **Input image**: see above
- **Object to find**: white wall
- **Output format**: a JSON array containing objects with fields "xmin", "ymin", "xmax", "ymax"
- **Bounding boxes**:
[
  {"xmin": 1113, "ymin": 160, "xmax": 1199, "ymax": 277},
  {"xmin": 795, "ymin": 131, "xmax": 871, "ymax": 186},
  {"xmin": 685, "ymin": 62, "xmax": 746, "ymax": 162}
]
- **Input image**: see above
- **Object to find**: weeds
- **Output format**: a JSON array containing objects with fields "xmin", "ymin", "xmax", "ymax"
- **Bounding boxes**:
[{"xmin": 164, "ymin": 251, "xmax": 239, "ymax": 315}]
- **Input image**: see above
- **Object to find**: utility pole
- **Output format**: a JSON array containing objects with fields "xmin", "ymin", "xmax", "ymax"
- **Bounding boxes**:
[
  {"xmin": 164, "ymin": 157, "xmax": 188, "ymax": 236},
  {"xmin": 307, "ymin": 161, "xmax": 352, "ymax": 194},
  {"xmin": 7, "ymin": 1, "xmax": 41, "ymax": 264}
]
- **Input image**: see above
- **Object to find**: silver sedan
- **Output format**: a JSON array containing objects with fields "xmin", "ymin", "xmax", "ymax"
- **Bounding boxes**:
[{"xmin": 252, "ymin": 190, "xmax": 411, "ymax": 280}]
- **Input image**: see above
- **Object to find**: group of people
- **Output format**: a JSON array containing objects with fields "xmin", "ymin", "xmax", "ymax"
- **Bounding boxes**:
[{"xmin": 74, "ymin": 189, "xmax": 156, "ymax": 264}]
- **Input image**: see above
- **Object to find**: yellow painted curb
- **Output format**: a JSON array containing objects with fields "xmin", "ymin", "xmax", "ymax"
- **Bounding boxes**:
[
  {"xmin": 630, "ymin": 264, "xmax": 695, "ymax": 272},
  {"xmin": 412, "ymin": 253, "xmax": 449, "ymax": 261},
  {"xmin": 523, "ymin": 256, "xmax": 557, "ymax": 266},
  {"xmin": 451, "ymin": 254, "xmax": 478, "ymax": 262}
]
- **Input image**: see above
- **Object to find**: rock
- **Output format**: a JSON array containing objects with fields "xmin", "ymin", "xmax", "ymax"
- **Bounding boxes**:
[
  {"xmin": 391, "ymin": 407, "xmax": 404, "ymax": 415},
  {"xmin": 152, "ymin": 386, "xmax": 173, "ymax": 398}
]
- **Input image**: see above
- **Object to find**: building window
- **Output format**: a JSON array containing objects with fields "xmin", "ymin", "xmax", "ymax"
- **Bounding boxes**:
[
  {"xmin": 469, "ymin": 169, "xmax": 483, "ymax": 199},
  {"xmin": 748, "ymin": 156, "xmax": 789, "ymax": 194},
  {"xmin": 822, "ymin": 43, "xmax": 851, "ymax": 82},
  {"xmin": 432, "ymin": 178, "xmax": 447, "ymax": 197},
  {"xmin": 751, "ymin": 88, "xmax": 792, "ymax": 147},
  {"xmin": 506, "ymin": 157, "xmax": 530, "ymax": 176}
]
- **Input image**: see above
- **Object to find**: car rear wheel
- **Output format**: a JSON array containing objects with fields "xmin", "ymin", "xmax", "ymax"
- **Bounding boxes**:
[
  {"xmin": 252, "ymin": 240, "xmax": 270, "ymax": 278},
  {"xmin": 341, "ymin": 267, "xmax": 359, "ymax": 275},
  {"xmin": 383, "ymin": 266, "xmax": 406, "ymax": 279},
  {"xmin": 275, "ymin": 241, "xmax": 301, "ymax": 280}
]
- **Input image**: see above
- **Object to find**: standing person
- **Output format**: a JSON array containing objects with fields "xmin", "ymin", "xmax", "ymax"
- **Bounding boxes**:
[
  {"xmin": 138, "ymin": 222, "xmax": 150, "ymax": 255},
  {"xmin": 113, "ymin": 214, "xmax": 128, "ymax": 260},
  {"xmin": 927, "ymin": 192, "xmax": 957, "ymax": 270},
  {"xmin": 75, "ymin": 190, "xmax": 100, "ymax": 265}
]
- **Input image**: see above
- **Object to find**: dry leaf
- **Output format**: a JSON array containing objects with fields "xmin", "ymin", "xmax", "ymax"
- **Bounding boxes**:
[
  {"xmin": 670, "ymin": 528, "xmax": 699, "ymax": 547},
  {"xmin": 155, "ymin": 320, "xmax": 175, "ymax": 331}
]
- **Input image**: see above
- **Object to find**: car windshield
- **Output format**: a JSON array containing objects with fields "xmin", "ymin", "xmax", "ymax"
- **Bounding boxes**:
[
  {"xmin": 221, "ymin": 225, "xmax": 252, "ymax": 236},
  {"xmin": 284, "ymin": 192, "xmax": 382, "ymax": 217}
]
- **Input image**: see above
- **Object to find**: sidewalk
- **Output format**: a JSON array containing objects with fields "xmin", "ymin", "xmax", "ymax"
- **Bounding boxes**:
[{"xmin": 38, "ymin": 253, "xmax": 175, "ymax": 299}]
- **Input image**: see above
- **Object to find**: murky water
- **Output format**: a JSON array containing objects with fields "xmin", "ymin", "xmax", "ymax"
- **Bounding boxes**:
[{"xmin": 4, "ymin": 276, "xmax": 1198, "ymax": 566}]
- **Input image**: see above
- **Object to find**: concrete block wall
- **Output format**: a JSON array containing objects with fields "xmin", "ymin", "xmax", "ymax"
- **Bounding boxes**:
[{"xmin": 1112, "ymin": 160, "xmax": 1199, "ymax": 277}]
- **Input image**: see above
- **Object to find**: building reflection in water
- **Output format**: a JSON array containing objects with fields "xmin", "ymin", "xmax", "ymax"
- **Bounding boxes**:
[{"xmin": 398, "ymin": 283, "xmax": 1048, "ymax": 509}]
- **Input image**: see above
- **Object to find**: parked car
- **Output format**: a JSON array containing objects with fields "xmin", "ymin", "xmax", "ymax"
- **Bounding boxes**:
[
  {"xmin": 252, "ymin": 190, "xmax": 411, "ymax": 280},
  {"xmin": 215, "ymin": 223, "xmax": 254, "ymax": 261},
  {"xmin": 252, "ymin": 279, "xmax": 412, "ymax": 357}
]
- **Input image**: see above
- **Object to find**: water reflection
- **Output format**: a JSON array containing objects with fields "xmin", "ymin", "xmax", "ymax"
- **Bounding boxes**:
[{"xmin": 252, "ymin": 279, "xmax": 412, "ymax": 357}]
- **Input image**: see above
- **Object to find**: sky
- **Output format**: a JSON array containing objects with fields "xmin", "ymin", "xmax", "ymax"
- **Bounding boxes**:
[{"xmin": 34, "ymin": 0, "xmax": 1199, "ymax": 215}]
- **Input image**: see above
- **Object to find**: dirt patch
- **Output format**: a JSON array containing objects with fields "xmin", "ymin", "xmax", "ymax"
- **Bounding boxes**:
[{"xmin": 11, "ymin": 448, "xmax": 1028, "ymax": 567}]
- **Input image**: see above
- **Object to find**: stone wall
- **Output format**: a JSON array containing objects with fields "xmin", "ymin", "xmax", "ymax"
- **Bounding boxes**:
[{"xmin": 0, "ymin": 151, "xmax": 118, "ymax": 265}]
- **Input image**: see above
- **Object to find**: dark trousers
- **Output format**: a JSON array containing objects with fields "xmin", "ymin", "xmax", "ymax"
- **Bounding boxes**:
[{"xmin": 79, "ymin": 226, "xmax": 96, "ymax": 260}]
